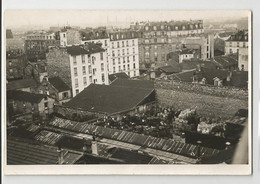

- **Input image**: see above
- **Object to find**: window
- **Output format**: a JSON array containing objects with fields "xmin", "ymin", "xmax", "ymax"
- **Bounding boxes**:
[
  {"xmin": 134, "ymin": 71, "xmax": 136, "ymax": 76},
  {"xmin": 154, "ymin": 45, "xmax": 157, "ymax": 49},
  {"xmin": 89, "ymin": 76, "xmax": 92, "ymax": 82},
  {"xmin": 133, "ymin": 56, "xmax": 135, "ymax": 61},
  {"xmin": 127, "ymin": 57, "xmax": 129, "ymax": 63},
  {"xmin": 44, "ymin": 96, "xmax": 48, "ymax": 101},
  {"xmin": 126, "ymin": 41, "xmax": 129, "ymax": 46},
  {"xmin": 88, "ymin": 65, "xmax": 92, "ymax": 74},
  {"xmin": 145, "ymin": 39, "xmax": 149, "ymax": 44},
  {"xmin": 100, "ymin": 53, "xmax": 103, "ymax": 60},
  {"xmin": 76, "ymin": 89, "xmax": 79, "ymax": 95},
  {"xmin": 74, "ymin": 68, "xmax": 78, "ymax": 76},
  {"xmin": 243, "ymin": 42, "xmax": 246, "ymax": 48},
  {"xmin": 155, "ymin": 52, "xmax": 158, "ymax": 57},
  {"xmin": 73, "ymin": 56, "xmax": 77, "ymax": 65},
  {"xmin": 133, "ymin": 63, "xmax": 136, "ymax": 69},
  {"xmin": 241, "ymin": 64, "xmax": 245, "ymax": 71},
  {"xmin": 9, "ymin": 61, "xmax": 12, "ymax": 66},
  {"xmin": 127, "ymin": 48, "xmax": 129, "ymax": 55},
  {"xmin": 122, "ymin": 41, "xmax": 124, "ymax": 47},
  {"xmin": 112, "ymin": 51, "xmax": 115, "ymax": 57},
  {"xmin": 127, "ymin": 64, "xmax": 130, "ymax": 70},
  {"xmin": 112, "ymin": 42, "xmax": 114, "ymax": 48},
  {"xmin": 94, "ymin": 79, "xmax": 97, "ymax": 84},
  {"xmin": 132, "ymin": 40, "xmax": 135, "ymax": 45},
  {"xmin": 118, "ymin": 50, "xmax": 120, "ymax": 56},
  {"xmin": 113, "ymin": 67, "xmax": 116, "ymax": 73},
  {"xmin": 229, "ymin": 49, "xmax": 233, "ymax": 54},
  {"xmin": 113, "ymin": 59, "xmax": 115, "ymax": 65},
  {"xmin": 154, "ymin": 38, "xmax": 157, "ymax": 43},
  {"xmin": 118, "ymin": 58, "xmax": 121, "ymax": 64},
  {"xmin": 145, "ymin": 52, "xmax": 150, "ymax": 58},
  {"xmin": 92, "ymin": 56, "xmax": 95, "ymax": 64},
  {"xmin": 81, "ymin": 55, "xmax": 85, "ymax": 64},
  {"xmin": 83, "ymin": 77, "xmax": 87, "ymax": 86},
  {"xmin": 123, "ymin": 65, "xmax": 126, "ymax": 70},
  {"xmin": 122, "ymin": 49, "xmax": 125, "ymax": 55},
  {"xmin": 105, "ymin": 40, "xmax": 107, "ymax": 46},
  {"xmin": 44, "ymin": 102, "xmax": 48, "ymax": 109},
  {"xmin": 9, "ymin": 69, "xmax": 13, "ymax": 73},
  {"xmin": 93, "ymin": 68, "xmax": 96, "ymax": 75},
  {"xmin": 119, "ymin": 66, "xmax": 121, "ymax": 71},
  {"xmin": 102, "ymin": 74, "xmax": 105, "ymax": 82},
  {"xmin": 75, "ymin": 78, "xmax": 79, "ymax": 88},
  {"xmin": 237, "ymin": 42, "xmax": 240, "ymax": 47},
  {"xmin": 62, "ymin": 92, "xmax": 68, "ymax": 99},
  {"xmin": 128, "ymin": 72, "xmax": 130, "ymax": 76},
  {"xmin": 63, "ymin": 33, "xmax": 66, "ymax": 38},
  {"xmin": 117, "ymin": 42, "xmax": 120, "ymax": 48},
  {"xmin": 101, "ymin": 63, "xmax": 104, "ymax": 72},
  {"xmin": 82, "ymin": 66, "xmax": 86, "ymax": 75}
]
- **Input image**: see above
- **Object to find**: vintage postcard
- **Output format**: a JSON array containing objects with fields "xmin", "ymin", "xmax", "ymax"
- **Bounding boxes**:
[{"xmin": 3, "ymin": 10, "xmax": 252, "ymax": 175}]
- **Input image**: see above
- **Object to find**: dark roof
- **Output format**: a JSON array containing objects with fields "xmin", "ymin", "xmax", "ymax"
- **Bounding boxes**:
[
  {"xmin": 81, "ymin": 30, "xmax": 109, "ymax": 41},
  {"xmin": 7, "ymin": 138, "xmax": 59, "ymax": 165},
  {"xmin": 109, "ymin": 31, "xmax": 139, "ymax": 41},
  {"xmin": 218, "ymin": 32, "xmax": 233, "ymax": 38},
  {"xmin": 7, "ymin": 90, "xmax": 47, "ymax": 103},
  {"xmin": 226, "ymin": 30, "xmax": 248, "ymax": 42},
  {"xmin": 158, "ymin": 64, "xmax": 182, "ymax": 74},
  {"xmin": 180, "ymin": 49, "xmax": 194, "ymax": 55},
  {"xmin": 66, "ymin": 43, "xmax": 105, "ymax": 56},
  {"xmin": 48, "ymin": 76, "xmax": 70, "ymax": 92},
  {"xmin": 111, "ymin": 78, "xmax": 155, "ymax": 90},
  {"xmin": 227, "ymin": 71, "xmax": 248, "ymax": 88},
  {"xmin": 214, "ymin": 49, "xmax": 224, "ymax": 57},
  {"xmin": 64, "ymin": 83, "xmax": 155, "ymax": 114},
  {"xmin": 7, "ymin": 138, "xmax": 82, "ymax": 165},
  {"xmin": 108, "ymin": 72, "xmax": 130, "ymax": 82},
  {"xmin": 7, "ymin": 79, "xmax": 37, "ymax": 91},
  {"xmin": 213, "ymin": 54, "xmax": 238, "ymax": 68}
]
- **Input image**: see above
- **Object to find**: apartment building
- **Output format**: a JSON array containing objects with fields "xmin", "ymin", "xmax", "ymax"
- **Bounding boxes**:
[
  {"xmin": 60, "ymin": 26, "xmax": 82, "ymax": 47},
  {"xmin": 109, "ymin": 31, "xmax": 140, "ymax": 78},
  {"xmin": 238, "ymin": 47, "xmax": 249, "ymax": 71},
  {"xmin": 225, "ymin": 30, "xmax": 248, "ymax": 55},
  {"xmin": 67, "ymin": 43, "xmax": 109, "ymax": 97}
]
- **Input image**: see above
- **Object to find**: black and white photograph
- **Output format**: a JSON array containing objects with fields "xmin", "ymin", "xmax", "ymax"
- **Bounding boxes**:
[{"xmin": 3, "ymin": 10, "xmax": 252, "ymax": 175}]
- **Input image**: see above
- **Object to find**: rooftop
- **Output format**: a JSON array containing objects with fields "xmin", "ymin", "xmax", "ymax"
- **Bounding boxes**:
[
  {"xmin": 7, "ymin": 90, "xmax": 47, "ymax": 103},
  {"xmin": 158, "ymin": 63, "xmax": 182, "ymax": 74},
  {"xmin": 64, "ymin": 83, "xmax": 155, "ymax": 114},
  {"xmin": 7, "ymin": 78, "xmax": 37, "ymax": 91},
  {"xmin": 108, "ymin": 72, "xmax": 130, "ymax": 82},
  {"xmin": 110, "ymin": 78, "xmax": 155, "ymax": 90},
  {"xmin": 226, "ymin": 30, "xmax": 248, "ymax": 42},
  {"xmin": 66, "ymin": 43, "xmax": 105, "ymax": 56},
  {"xmin": 48, "ymin": 76, "xmax": 71, "ymax": 92}
]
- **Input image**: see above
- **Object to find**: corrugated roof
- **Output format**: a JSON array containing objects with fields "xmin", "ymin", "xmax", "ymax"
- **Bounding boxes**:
[
  {"xmin": 7, "ymin": 90, "xmax": 46, "ymax": 103},
  {"xmin": 48, "ymin": 76, "xmax": 70, "ymax": 92},
  {"xmin": 7, "ymin": 79, "xmax": 37, "ymax": 91},
  {"xmin": 49, "ymin": 117, "xmax": 220, "ymax": 160},
  {"xmin": 64, "ymin": 83, "xmax": 155, "ymax": 114}
]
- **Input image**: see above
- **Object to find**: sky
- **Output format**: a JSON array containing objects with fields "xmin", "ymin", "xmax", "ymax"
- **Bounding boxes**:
[{"xmin": 4, "ymin": 10, "xmax": 250, "ymax": 29}]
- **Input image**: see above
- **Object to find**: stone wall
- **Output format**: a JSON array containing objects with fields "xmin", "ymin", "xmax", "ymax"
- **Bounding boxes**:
[{"xmin": 154, "ymin": 80, "xmax": 248, "ymax": 120}]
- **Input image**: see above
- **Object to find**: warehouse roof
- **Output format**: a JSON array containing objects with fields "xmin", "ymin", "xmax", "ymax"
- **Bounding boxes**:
[{"xmin": 64, "ymin": 83, "xmax": 155, "ymax": 114}]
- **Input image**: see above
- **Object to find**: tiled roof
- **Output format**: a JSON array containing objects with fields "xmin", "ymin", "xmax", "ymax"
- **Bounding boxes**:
[
  {"xmin": 64, "ymin": 83, "xmax": 155, "ymax": 114},
  {"xmin": 108, "ymin": 72, "xmax": 130, "ymax": 82},
  {"xmin": 7, "ymin": 79, "xmax": 37, "ymax": 91},
  {"xmin": 66, "ymin": 43, "xmax": 105, "ymax": 56},
  {"xmin": 48, "ymin": 76, "xmax": 70, "ymax": 92},
  {"xmin": 7, "ymin": 90, "xmax": 46, "ymax": 103},
  {"xmin": 49, "ymin": 117, "xmax": 220, "ymax": 160},
  {"xmin": 111, "ymin": 78, "xmax": 155, "ymax": 90}
]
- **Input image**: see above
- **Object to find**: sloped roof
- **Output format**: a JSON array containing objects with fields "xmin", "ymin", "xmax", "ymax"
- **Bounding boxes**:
[
  {"xmin": 227, "ymin": 30, "xmax": 248, "ymax": 42},
  {"xmin": 213, "ymin": 54, "xmax": 238, "ymax": 68},
  {"xmin": 64, "ymin": 83, "xmax": 155, "ymax": 114},
  {"xmin": 227, "ymin": 71, "xmax": 248, "ymax": 88},
  {"xmin": 7, "ymin": 90, "xmax": 47, "ymax": 103},
  {"xmin": 159, "ymin": 63, "xmax": 182, "ymax": 74},
  {"xmin": 108, "ymin": 72, "xmax": 129, "ymax": 82},
  {"xmin": 48, "ymin": 76, "xmax": 70, "ymax": 92},
  {"xmin": 7, "ymin": 79, "xmax": 37, "ymax": 91},
  {"xmin": 111, "ymin": 78, "xmax": 155, "ymax": 90},
  {"xmin": 66, "ymin": 43, "xmax": 105, "ymax": 56}
]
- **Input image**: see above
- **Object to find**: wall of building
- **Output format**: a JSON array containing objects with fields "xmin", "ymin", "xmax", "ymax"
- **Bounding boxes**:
[
  {"xmin": 60, "ymin": 29, "xmax": 81, "ymax": 47},
  {"xmin": 69, "ymin": 51, "xmax": 109, "ymax": 97},
  {"xmin": 6, "ymin": 53, "xmax": 27, "ymax": 80},
  {"xmin": 225, "ymin": 41, "xmax": 248, "ymax": 55},
  {"xmin": 46, "ymin": 47, "xmax": 71, "ymax": 87},
  {"xmin": 238, "ymin": 47, "xmax": 249, "ymax": 71},
  {"xmin": 57, "ymin": 90, "xmax": 72, "ymax": 104},
  {"xmin": 38, "ymin": 97, "xmax": 55, "ymax": 117}
]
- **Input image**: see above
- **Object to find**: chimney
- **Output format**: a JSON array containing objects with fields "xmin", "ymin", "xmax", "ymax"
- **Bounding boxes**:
[{"xmin": 57, "ymin": 146, "xmax": 64, "ymax": 164}]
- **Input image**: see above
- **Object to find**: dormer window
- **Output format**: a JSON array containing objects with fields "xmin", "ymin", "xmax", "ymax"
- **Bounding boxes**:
[
  {"xmin": 182, "ymin": 25, "xmax": 186, "ymax": 30},
  {"xmin": 161, "ymin": 25, "xmax": 164, "ymax": 30},
  {"xmin": 175, "ymin": 26, "xmax": 178, "ymax": 30},
  {"xmin": 116, "ymin": 34, "xmax": 119, "ymax": 39},
  {"xmin": 111, "ymin": 35, "xmax": 113, "ymax": 40},
  {"xmin": 153, "ymin": 26, "xmax": 157, "ymax": 31},
  {"xmin": 145, "ymin": 26, "xmax": 149, "ymax": 31}
]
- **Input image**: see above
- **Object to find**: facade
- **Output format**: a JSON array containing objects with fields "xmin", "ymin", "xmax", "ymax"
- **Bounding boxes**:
[
  {"xmin": 24, "ymin": 61, "xmax": 48, "ymax": 83},
  {"xmin": 225, "ymin": 30, "xmax": 248, "ymax": 55},
  {"xmin": 60, "ymin": 27, "xmax": 81, "ymax": 47},
  {"xmin": 7, "ymin": 90, "xmax": 55, "ymax": 120},
  {"xmin": 24, "ymin": 33, "xmax": 59, "ymax": 62},
  {"xmin": 7, "ymin": 78, "xmax": 37, "ymax": 92},
  {"xmin": 67, "ymin": 44, "xmax": 109, "ymax": 97},
  {"xmin": 6, "ymin": 49, "xmax": 27, "ymax": 80},
  {"xmin": 238, "ymin": 47, "xmax": 249, "ymax": 71},
  {"xmin": 108, "ymin": 31, "xmax": 140, "ymax": 78},
  {"xmin": 134, "ymin": 20, "xmax": 214, "ymax": 69}
]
